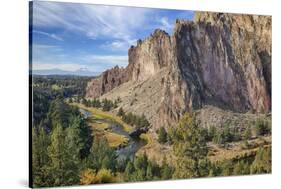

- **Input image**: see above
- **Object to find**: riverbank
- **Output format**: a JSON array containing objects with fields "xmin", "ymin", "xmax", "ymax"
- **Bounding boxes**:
[
  {"xmin": 72, "ymin": 103, "xmax": 134, "ymax": 132},
  {"xmin": 70, "ymin": 102, "xmax": 147, "ymax": 158}
]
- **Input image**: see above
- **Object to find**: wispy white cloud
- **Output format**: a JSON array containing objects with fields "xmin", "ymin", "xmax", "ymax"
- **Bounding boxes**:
[
  {"xmin": 32, "ymin": 44, "xmax": 62, "ymax": 51},
  {"xmin": 159, "ymin": 17, "xmax": 174, "ymax": 32},
  {"xmin": 32, "ymin": 2, "xmax": 152, "ymax": 51},
  {"xmin": 33, "ymin": 30, "xmax": 63, "ymax": 41},
  {"xmin": 101, "ymin": 39, "xmax": 137, "ymax": 51},
  {"xmin": 32, "ymin": 43, "xmax": 64, "ymax": 63},
  {"xmin": 31, "ymin": 2, "xmax": 194, "ymax": 74}
]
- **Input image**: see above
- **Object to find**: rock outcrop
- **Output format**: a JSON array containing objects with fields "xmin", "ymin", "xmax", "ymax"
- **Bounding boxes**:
[
  {"xmin": 86, "ymin": 12, "xmax": 271, "ymax": 129},
  {"xmin": 86, "ymin": 66, "xmax": 130, "ymax": 98}
]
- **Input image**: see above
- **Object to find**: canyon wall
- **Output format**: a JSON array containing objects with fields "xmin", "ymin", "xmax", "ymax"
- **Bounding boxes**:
[{"xmin": 86, "ymin": 12, "xmax": 271, "ymax": 128}]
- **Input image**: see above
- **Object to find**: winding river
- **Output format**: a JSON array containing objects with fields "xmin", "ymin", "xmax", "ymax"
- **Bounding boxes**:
[{"xmin": 79, "ymin": 108, "xmax": 146, "ymax": 160}]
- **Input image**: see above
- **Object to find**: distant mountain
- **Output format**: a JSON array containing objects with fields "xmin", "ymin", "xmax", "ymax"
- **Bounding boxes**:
[{"xmin": 32, "ymin": 68, "xmax": 100, "ymax": 76}]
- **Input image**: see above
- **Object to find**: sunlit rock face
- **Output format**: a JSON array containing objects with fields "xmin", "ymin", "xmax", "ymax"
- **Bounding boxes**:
[{"xmin": 86, "ymin": 12, "xmax": 271, "ymax": 129}]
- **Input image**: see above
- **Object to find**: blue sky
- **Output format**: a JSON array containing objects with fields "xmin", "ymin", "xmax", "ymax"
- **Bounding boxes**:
[{"xmin": 31, "ymin": 1, "xmax": 194, "ymax": 75}]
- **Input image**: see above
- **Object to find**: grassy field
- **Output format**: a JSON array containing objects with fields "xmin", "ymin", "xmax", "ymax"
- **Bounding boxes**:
[
  {"xmin": 88, "ymin": 119, "xmax": 129, "ymax": 148},
  {"xmin": 104, "ymin": 132, "xmax": 129, "ymax": 148},
  {"xmin": 72, "ymin": 103, "xmax": 134, "ymax": 132},
  {"xmin": 139, "ymin": 133, "xmax": 154, "ymax": 145},
  {"xmin": 207, "ymin": 136, "xmax": 272, "ymax": 163},
  {"xmin": 51, "ymin": 84, "xmax": 61, "ymax": 90},
  {"xmin": 69, "ymin": 102, "xmax": 271, "ymax": 166}
]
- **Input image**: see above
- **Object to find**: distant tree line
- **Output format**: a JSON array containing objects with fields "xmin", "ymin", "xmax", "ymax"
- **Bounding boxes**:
[
  {"xmin": 71, "ymin": 97, "xmax": 119, "ymax": 112},
  {"xmin": 32, "ymin": 75, "xmax": 91, "ymax": 97},
  {"xmin": 117, "ymin": 107, "xmax": 150, "ymax": 129}
]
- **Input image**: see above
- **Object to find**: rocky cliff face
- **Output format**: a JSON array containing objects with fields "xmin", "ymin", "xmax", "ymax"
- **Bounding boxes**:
[
  {"xmin": 128, "ymin": 29, "xmax": 176, "ymax": 82},
  {"xmin": 86, "ymin": 12, "xmax": 271, "ymax": 129},
  {"xmin": 86, "ymin": 66, "xmax": 130, "ymax": 98}
]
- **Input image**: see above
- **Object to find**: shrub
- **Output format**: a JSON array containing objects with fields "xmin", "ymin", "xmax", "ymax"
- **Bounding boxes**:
[
  {"xmin": 80, "ymin": 169, "xmax": 96, "ymax": 185},
  {"xmin": 243, "ymin": 126, "xmax": 252, "ymax": 140},
  {"xmin": 255, "ymin": 119, "xmax": 270, "ymax": 136},
  {"xmin": 117, "ymin": 107, "xmax": 124, "ymax": 117},
  {"xmin": 250, "ymin": 147, "xmax": 271, "ymax": 174},
  {"xmin": 95, "ymin": 169, "xmax": 115, "ymax": 183},
  {"xmin": 80, "ymin": 168, "xmax": 115, "ymax": 184}
]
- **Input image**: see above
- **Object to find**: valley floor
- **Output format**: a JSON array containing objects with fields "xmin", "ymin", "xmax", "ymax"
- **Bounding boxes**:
[{"xmin": 70, "ymin": 102, "xmax": 272, "ymax": 169}]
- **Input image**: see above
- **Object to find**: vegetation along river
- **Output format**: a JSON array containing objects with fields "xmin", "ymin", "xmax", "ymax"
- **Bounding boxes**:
[{"xmin": 79, "ymin": 108, "xmax": 146, "ymax": 160}]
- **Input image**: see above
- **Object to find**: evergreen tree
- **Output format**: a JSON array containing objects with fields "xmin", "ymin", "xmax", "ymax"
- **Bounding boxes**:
[
  {"xmin": 255, "ymin": 119, "xmax": 270, "ymax": 136},
  {"xmin": 243, "ymin": 126, "xmax": 252, "ymax": 140},
  {"xmin": 32, "ymin": 126, "xmax": 51, "ymax": 187},
  {"xmin": 134, "ymin": 153, "xmax": 148, "ymax": 171},
  {"xmin": 146, "ymin": 163, "xmax": 153, "ymax": 180},
  {"xmin": 124, "ymin": 161, "xmax": 134, "ymax": 181},
  {"xmin": 157, "ymin": 127, "xmax": 168, "ymax": 144},
  {"xmin": 47, "ymin": 124, "xmax": 80, "ymax": 186},
  {"xmin": 233, "ymin": 161, "xmax": 250, "ymax": 175},
  {"xmin": 86, "ymin": 137, "xmax": 116, "ymax": 171},
  {"xmin": 160, "ymin": 156, "xmax": 173, "ymax": 179},
  {"xmin": 172, "ymin": 113, "xmax": 209, "ymax": 178},
  {"xmin": 117, "ymin": 107, "xmax": 124, "ymax": 117},
  {"xmin": 250, "ymin": 147, "xmax": 271, "ymax": 174}
]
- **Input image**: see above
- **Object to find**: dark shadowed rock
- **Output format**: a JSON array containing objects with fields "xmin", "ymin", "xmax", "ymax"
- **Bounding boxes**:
[{"xmin": 129, "ymin": 127, "xmax": 149, "ymax": 138}]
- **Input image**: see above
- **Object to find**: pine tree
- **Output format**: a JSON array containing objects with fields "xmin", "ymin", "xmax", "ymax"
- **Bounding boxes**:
[
  {"xmin": 172, "ymin": 113, "xmax": 209, "ymax": 179},
  {"xmin": 250, "ymin": 147, "xmax": 271, "ymax": 174},
  {"xmin": 157, "ymin": 127, "xmax": 167, "ymax": 144},
  {"xmin": 160, "ymin": 155, "xmax": 173, "ymax": 179},
  {"xmin": 146, "ymin": 163, "xmax": 153, "ymax": 180},
  {"xmin": 47, "ymin": 124, "xmax": 79, "ymax": 186},
  {"xmin": 86, "ymin": 137, "xmax": 116, "ymax": 171},
  {"xmin": 117, "ymin": 107, "xmax": 124, "ymax": 117},
  {"xmin": 243, "ymin": 126, "xmax": 252, "ymax": 140},
  {"xmin": 48, "ymin": 124, "xmax": 65, "ymax": 185},
  {"xmin": 32, "ymin": 125, "xmax": 51, "ymax": 187},
  {"xmin": 124, "ymin": 161, "xmax": 134, "ymax": 181}
]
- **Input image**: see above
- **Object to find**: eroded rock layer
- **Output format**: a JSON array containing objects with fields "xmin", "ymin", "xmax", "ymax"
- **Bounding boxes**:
[{"xmin": 86, "ymin": 12, "xmax": 271, "ymax": 129}]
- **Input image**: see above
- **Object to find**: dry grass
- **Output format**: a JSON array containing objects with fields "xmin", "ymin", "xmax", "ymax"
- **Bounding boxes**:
[
  {"xmin": 89, "ymin": 120, "xmax": 109, "ymax": 131},
  {"xmin": 139, "ymin": 133, "xmax": 154, "ymax": 145},
  {"xmin": 70, "ymin": 103, "xmax": 131, "ymax": 148},
  {"xmin": 71, "ymin": 103, "xmax": 133, "ymax": 132},
  {"xmin": 137, "ymin": 132, "xmax": 176, "ymax": 165},
  {"xmin": 104, "ymin": 132, "xmax": 129, "ymax": 148},
  {"xmin": 51, "ymin": 84, "xmax": 61, "ymax": 90},
  {"xmin": 208, "ymin": 136, "xmax": 272, "ymax": 163}
]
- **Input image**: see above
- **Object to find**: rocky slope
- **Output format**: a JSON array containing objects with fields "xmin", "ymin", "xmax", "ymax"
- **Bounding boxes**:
[{"xmin": 86, "ymin": 12, "xmax": 271, "ymax": 129}]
